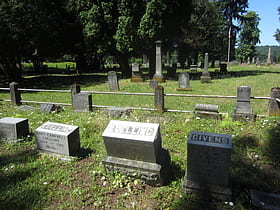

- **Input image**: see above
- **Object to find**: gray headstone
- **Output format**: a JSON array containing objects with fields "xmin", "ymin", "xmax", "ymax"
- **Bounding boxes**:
[
  {"xmin": 0, "ymin": 117, "xmax": 29, "ymax": 140},
  {"xmin": 102, "ymin": 120, "xmax": 170, "ymax": 186},
  {"xmin": 104, "ymin": 107, "xmax": 131, "ymax": 117},
  {"xmin": 72, "ymin": 93, "xmax": 92, "ymax": 112},
  {"xmin": 267, "ymin": 87, "xmax": 280, "ymax": 116},
  {"xmin": 182, "ymin": 131, "xmax": 232, "ymax": 200},
  {"xmin": 35, "ymin": 121, "xmax": 80, "ymax": 156},
  {"xmin": 40, "ymin": 104, "xmax": 55, "ymax": 113},
  {"xmin": 201, "ymin": 53, "xmax": 211, "ymax": 83},
  {"xmin": 232, "ymin": 86, "xmax": 256, "ymax": 121},
  {"xmin": 108, "ymin": 71, "xmax": 119, "ymax": 91},
  {"xmin": 194, "ymin": 104, "xmax": 221, "ymax": 119},
  {"xmin": 131, "ymin": 63, "xmax": 143, "ymax": 82},
  {"xmin": 177, "ymin": 72, "xmax": 192, "ymax": 91}
]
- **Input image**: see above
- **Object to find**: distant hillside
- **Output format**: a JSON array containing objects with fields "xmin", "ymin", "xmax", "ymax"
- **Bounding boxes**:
[{"xmin": 255, "ymin": 46, "xmax": 280, "ymax": 63}]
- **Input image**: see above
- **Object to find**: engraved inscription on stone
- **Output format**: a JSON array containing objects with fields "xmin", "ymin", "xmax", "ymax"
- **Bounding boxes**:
[
  {"xmin": 35, "ymin": 121, "xmax": 80, "ymax": 156},
  {"xmin": 186, "ymin": 131, "xmax": 232, "ymax": 186}
]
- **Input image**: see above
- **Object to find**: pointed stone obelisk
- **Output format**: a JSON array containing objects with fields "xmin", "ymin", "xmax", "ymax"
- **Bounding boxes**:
[{"xmin": 153, "ymin": 41, "xmax": 165, "ymax": 82}]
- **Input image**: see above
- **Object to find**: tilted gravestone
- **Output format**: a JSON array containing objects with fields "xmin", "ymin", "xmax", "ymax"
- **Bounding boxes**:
[
  {"xmin": 232, "ymin": 86, "xmax": 256, "ymax": 121},
  {"xmin": 35, "ymin": 121, "xmax": 80, "ymax": 156},
  {"xmin": 177, "ymin": 72, "xmax": 192, "ymax": 91},
  {"xmin": 182, "ymin": 131, "xmax": 232, "ymax": 200},
  {"xmin": 0, "ymin": 117, "xmax": 29, "ymax": 140},
  {"xmin": 102, "ymin": 120, "xmax": 170, "ymax": 186},
  {"xmin": 194, "ymin": 104, "xmax": 221, "ymax": 120},
  {"xmin": 107, "ymin": 71, "xmax": 119, "ymax": 91},
  {"xmin": 72, "ymin": 92, "xmax": 93, "ymax": 112},
  {"xmin": 40, "ymin": 104, "xmax": 56, "ymax": 113}
]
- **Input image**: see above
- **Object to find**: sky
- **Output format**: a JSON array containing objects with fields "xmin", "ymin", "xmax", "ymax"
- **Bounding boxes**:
[{"xmin": 248, "ymin": 0, "xmax": 279, "ymax": 46}]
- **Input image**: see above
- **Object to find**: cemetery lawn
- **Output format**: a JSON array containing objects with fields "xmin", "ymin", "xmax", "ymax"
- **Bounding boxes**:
[{"xmin": 0, "ymin": 64, "xmax": 280, "ymax": 209}]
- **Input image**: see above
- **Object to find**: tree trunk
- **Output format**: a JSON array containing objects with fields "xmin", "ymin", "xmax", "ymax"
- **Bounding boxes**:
[
  {"xmin": 0, "ymin": 55, "xmax": 23, "ymax": 83},
  {"xmin": 116, "ymin": 52, "xmax": 130, "ymax": 79}
]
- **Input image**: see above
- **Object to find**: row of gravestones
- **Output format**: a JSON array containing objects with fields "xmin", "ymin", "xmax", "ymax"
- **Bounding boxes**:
[{"xmin": 0, "ymin": 117, "xmax": 232, "ymax": 200}]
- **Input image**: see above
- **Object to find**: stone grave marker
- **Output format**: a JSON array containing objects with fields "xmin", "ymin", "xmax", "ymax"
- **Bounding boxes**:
[
  {"xmin": 200, "ymin": 53, "xmax": 211, "ymax": 83},
  {"xmin": 40, "ymin": 104, "xmax": 55, "ymax": 113},
  {"xmin": 0, "ymin": 117, "xmax": 29, "ymax": 141},
  {"xmin": 107, "ymin": 71, "xmax": 119, "ymax": 91},
  {"xmin": 131, "ymin": 63, "xmax": 143, "ymax": 82},
  {"xmin": 232, "ymin": 86, "xmax": 256, "ymax": 121},
  {"xmin": 35, "ymin": 121, "xmax": 80, "ymax": 156},
  {"xmin": 182, "ymin": 131, "xmax": 232, "ymax": 200},
  {"xmin": 190, "ymin": 65, "xmax": 198, "ymax": 73},
  {"xmin": 153, "ymin": 41, "xmax": 165, "ymax": 82},
  {"xmin": 104, "ymin": 107, "xmax": 131, "ymax": 117},
  {"xmin": 267, "ymin": 87, "xmax": 280, "ymax": 116},
  {"xmin": 102, "ymin": 120, "xmax": 170, "ymax": 186},
  {"xmin": 72, "ymin": 92, "xmax": 93, "ymax": 112},
  {"xmin": 194, "ymin": 104, "xmax": 221, "ymax": 120},
  {"xmin": 177, "ymin": 72, "xmax": 192, "ymax": 91}
]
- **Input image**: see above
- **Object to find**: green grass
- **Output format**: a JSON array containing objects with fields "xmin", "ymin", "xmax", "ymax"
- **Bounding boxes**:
[{"xmin": 0, "ymin": 64, "xmax": 280, "ymax": 209}]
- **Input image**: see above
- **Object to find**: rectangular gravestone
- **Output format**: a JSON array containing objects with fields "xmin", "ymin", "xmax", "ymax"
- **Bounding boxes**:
[
  {"xmin": 182, "ymin": 131, "xmax": 232, "ymax": 200},
  {"xmin": 72, "ymin": 92, "xmax": 92, "ymax": 112},
  {"xmin": 177, "ymin": 72, "xmax": 192, "ymax": 91},
  {"xmin": 0, "ymin": 117, "xmax": 29, "ymax": 140},
  {"xmin": 131, "ymin": 63, "xmax": 143, "ymax": 82},
  {"xmin": 35, "ymin": 121, "xmax": 80, "ymax": 156},
  {"xmin": 107, "ymin": 71, "xmax": 119, "ymax": 91},
  {"xmin": 232, "ymin": 86, "xmax": 256, "ymax": 121},
  {"xmin": 190, "ymin": 65, "xmax": 198, "ymax": 73},
  {"xmin": 102, "ymin": 120, "xmax": 170, "ymax": 186}
]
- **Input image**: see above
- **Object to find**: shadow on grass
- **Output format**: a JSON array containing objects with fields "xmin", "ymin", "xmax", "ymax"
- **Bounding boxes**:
[{"xmin": 263, "ymin": 124, "xmax": 280, "ymax": 165}]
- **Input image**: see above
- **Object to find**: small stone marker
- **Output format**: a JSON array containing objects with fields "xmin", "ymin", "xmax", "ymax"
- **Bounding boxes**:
[
  {"xmin": 200, "ymin": 53, "xmax": 211, "ymax": 83},
  {"xmin": 232, "ymin": 86, "xmax": 256, "ymax": 121},
  {"xmin": 182, "ymin": 131, "xmax": 232, "ymax": 200},
  {"xmin": 194, "ymin": 104, "xmax": 221, "ymax": 120},
  {"xmin": 267, "ymin": 87, "xmax": 280, "ymax": 116},
  {"xmin": 177, "ymin": 72, "xmax": 192, "ymax": 91},
  {"xmin": 40, "ymin": 104, "xmax": 55, "ymax": 113},
  {"xmin": 131, "ymin": 63, "xmax": 144, "ymax": 82},
  {"xmin": 102, "ymin": 120, "xmax": 170, "ymax": 186},
  {"xmin": 107, "ymin": 71, "xmax": 119, "ymax": 91},
  {"xmin": 35, "ymin": 121, "xmax": 80, "ymax": 156},
  {"xmin": 0, "ymin": 117, "xmax": 29, "ymax": 140},
  {"xmin": 72, "ymin": 93, "xmax": 93, "ymax": 112},
  {"xmin": 190, "ymin": 65, "xmax": 198, "ymax": 73},
  {"xmin": 104, "ymin": 107, "xmax": 131, "ymax": 117}
]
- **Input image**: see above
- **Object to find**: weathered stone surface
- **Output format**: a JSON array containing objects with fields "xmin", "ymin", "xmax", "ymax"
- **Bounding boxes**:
[
  {"xmin": 194, "ymin": 104, "xmax": 221, "ymax": 120},
  {"xmin": 40, "ymin": 104, "xmax": 55, "ymax": 113},
  {"xmin": 35, "ymin": 121, "xmax": 80, "ymax": 156},
  {"xmin": 0, "ymin": 117, "xmax": 29, "ymax": 140},
  {"xmin": 195, "ymin": 104, "xmax": 218, "ymax": 112},
  {"xmin": 104, "ymin": 107, "xmax": 131, "ymax": 117},
  {"xmin": 108, "ymin": 71, "xmax": 119, "ymax": 91},
  {"xmin": 177, "ymin": 72, "xmax": 192, "ymax": 91},
  {"xmin": 149, "ymin": 80, "xmax": 159, "ymax": 89},
  {"xmin": 154, "ymin": 86, "xmax": 164, "ymax": 113},
  {"xmin": 72, "ymin": 93, "xmax": 92, "ymax": 112},
  {"xmin": 102, "ymin": 120, "xmax": 170, "ymax": 186},
  {"xmin": 190, "ymin": 65, "xmax": 198, "ymax": 73},
  {"xmin": 267, "ymin": 87, "xmax": 280, "ymax": 116},
  {"xmin": 153, "ymin": 41, "xmax": 165, "ymax": 82},
  {"xmin": 182, "ymin": 131, "xmax": 232, "ymax": 201},
  {"xmin": 131, "ymin": 63, "xmax": 144, "ymax": 82}
]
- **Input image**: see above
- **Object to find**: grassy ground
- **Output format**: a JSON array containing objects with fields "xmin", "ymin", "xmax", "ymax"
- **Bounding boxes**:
[{"xmin": 0, "ymin": 64, "xmax": 280, "ymax": 209}]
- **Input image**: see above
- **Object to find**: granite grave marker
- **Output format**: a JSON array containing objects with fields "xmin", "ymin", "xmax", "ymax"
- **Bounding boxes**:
[
  {"xmin": 0, "ymin": 117, "xmax": 29, "ymax": 140},
  {"xmin": 35, "ymin": 121, "xmax": 80, "ymax": 156},
  {"xmin": 102, "ymin": 120, "xmax": 170, "ymax": 186},
  {"xmin": 177, "ymin": 72, "xmax": 192, "ymax": 91},
  {"xmin": 182, "ymin": 131, "xmax": 232, "ymax": 200},
  {"xmin": 108, "ymin": 71, "xmax": 119, "ymax": 91}
]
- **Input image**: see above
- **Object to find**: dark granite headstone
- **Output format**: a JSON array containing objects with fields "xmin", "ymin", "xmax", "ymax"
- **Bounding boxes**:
[
  {"xmin": 102, "ymin": 120, "xmax": 170, "ymax": 186},
  {"xmin": 177, "ymin": 72, "xmax": 192, "ymax": 91},
  {"xmin": 232, "ymin": 86, "xmax": 256, "ymax": 121},
  {"xmin": 182, "ymin": 131, "xmax": 232, "ymax": 200},
  {"xmin": 108, "ymin": 71, "xmax": 119, "ymax": 91},
  {"xmin": 72, "ymin": 93, "xmax": 93, "ymax": 112},
  {"xmin": 35, "ymin": 121, "xmax": 80, "ymax": 156},
  {"xmin": 0, "ymin": 117, "xmax": 29, "ymax": 140}
]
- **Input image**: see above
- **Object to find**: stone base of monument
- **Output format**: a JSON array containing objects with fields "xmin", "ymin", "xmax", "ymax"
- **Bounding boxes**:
[
  {"xmin": 104, "ymin": 107, "xmax": 131, "ymax": 117},
  {"xmin": 232, "ymin": 112, "xmax": 256, "ymax": 122},
  {"xmin": 195, "ymin": 111, "xmax": 222, "ymax": 120},
  {"xmin": 103, "ymin": 148, "xmax": 170, "ymax": 186},
  {"xmin": 182, "ymin": 178, "xmax": 232, "ymax": 201},
  {"xmin": 153, "ymin": 73, "xmax": 165, "ymax": 83},
  {"xmin": 131, "ymin": 76, "xmax": 144, "ymax": 82},
  {"xmin": 200, "ymin": 73, "xmax": 211, "ymax": 83},
  {"xmin": 176, "ymin": 87, "xmax": 192, "ymax": 91}
]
